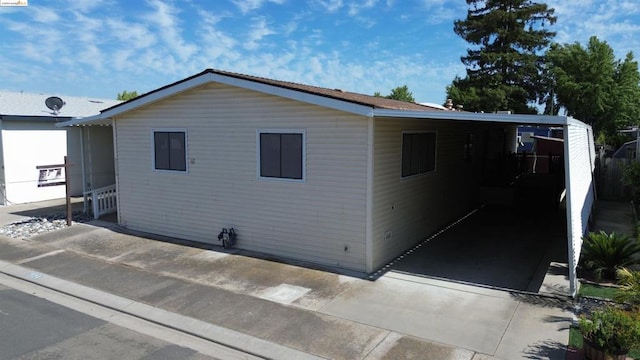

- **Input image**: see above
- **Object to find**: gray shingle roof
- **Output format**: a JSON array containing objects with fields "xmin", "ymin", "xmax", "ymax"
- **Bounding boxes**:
[{"xmin": 0, "ymin": 90, "xmax": 121, "ymax": 118}]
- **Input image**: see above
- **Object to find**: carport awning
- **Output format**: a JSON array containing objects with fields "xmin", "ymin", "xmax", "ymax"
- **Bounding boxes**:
[
  {"xmin": 373, "ymin": 110, "xmax": 595, "ymax": 298},
  {"xmin": 372, "ymin": 109, "xmax": 577, "ymax": 126},
  {"xmin": 563, "ymin": 122, "xmax": 596, "ymax": 296}
]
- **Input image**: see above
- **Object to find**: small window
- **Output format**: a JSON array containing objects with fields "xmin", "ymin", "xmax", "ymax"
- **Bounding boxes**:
[
  {"xmin": 259, "ymin": 131, "xmax": 304, "ymax": 180},
  {"xmin": 153, "ymin": 130, "xmax": 186, "ymax": 172},
  {"xmin": 402, "ymin": 132, "xmax": 436, "ymax": 177}
]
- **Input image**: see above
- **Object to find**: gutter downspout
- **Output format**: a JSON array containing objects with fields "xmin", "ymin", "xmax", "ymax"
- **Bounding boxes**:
[
  {"xmin": 80, "ymin": 126, "xmax": 88, "ymax": 213},
  {"xmin": 112, "ymin": 117, "xmax": 121, "ymax": 225}
]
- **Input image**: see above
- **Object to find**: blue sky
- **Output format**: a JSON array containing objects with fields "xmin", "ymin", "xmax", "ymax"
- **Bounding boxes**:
[{"xmin": 1, "ymin": 0, "xmax": 639, "ymax": 105}]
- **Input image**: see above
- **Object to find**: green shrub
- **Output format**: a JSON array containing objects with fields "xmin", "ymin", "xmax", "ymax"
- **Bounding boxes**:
[
  {"xmin": 578, "ymin": 307, "xmax": 640, "ymax": 354},
  {"xmin": 580, "ymin": 231, "xmax": 640, "ymax": 281},
  {"xmin": 616, "ymin": 268, "xmax": 640, "ymax": 309},
  {"xmin": 622, "ymin": 162, "xmax": 640, "ymax": 203}
]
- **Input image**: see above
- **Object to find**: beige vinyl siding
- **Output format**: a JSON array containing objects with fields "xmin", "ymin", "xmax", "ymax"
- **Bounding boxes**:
[
  {"xmin": 371, "ymin": 118, "xmax": 482, "ymax": 270},
  {"xmin": 114, "ymin": 82, "xmax": 368, "ymax": 271}
]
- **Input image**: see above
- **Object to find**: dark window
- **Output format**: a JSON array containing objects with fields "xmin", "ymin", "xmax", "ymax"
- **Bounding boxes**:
[
  {"xmin": 402, "ymin": 132, "xmax": 436, "ymax": 177},
  {"xmin": 260, "ymin": 133, "xmax": 303, "ymax": 180},
  {"xmin": 154, "ymin": 131, "xmax": 186, "ymax": 171}
]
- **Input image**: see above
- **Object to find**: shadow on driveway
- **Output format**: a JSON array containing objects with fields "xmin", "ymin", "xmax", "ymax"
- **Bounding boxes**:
[{"xmin": 388, "ymin": 205, "xmax": 568, "ymax": 292}]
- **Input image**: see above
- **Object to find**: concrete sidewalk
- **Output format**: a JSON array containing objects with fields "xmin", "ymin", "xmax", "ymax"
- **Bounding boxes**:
[{"xmin": 0, "ymin": 204, "xmax": 575, "ymax": 360}]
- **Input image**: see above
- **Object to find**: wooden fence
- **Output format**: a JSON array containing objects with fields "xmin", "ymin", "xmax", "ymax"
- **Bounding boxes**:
[{"xmin": 596, "ymin": 156, "xmax": 632, "ymax": 200}]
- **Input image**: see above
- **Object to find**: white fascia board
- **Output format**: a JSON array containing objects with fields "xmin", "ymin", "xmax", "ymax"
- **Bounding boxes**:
[
  {"xmin": 88, "ymin": 72, "xmax": 373, "ymax": 120},
  {"xmin": 60, "ymin": 71, "xmax": 374, "ymax": 126},
  {"xmin": 101, "ymin": 74, "xmax": 215, "ymax": 119},
  {"xmin": 55, "ymin": 114, "xmax": 109, "ymax": 127},
  {"xmin": 373, "ymin": 109, "xmax": 571, "ymax": 126},
  {"xmin": 208, "ymin": 73, "xmax": 374, "ymax": 116},
  {"xmin": 56, "ymin": 74, "xmax": 214, "ymax": 127}
]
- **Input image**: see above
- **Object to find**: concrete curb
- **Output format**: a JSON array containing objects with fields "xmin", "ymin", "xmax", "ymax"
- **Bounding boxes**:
[{"xmin": 0, "ymin": 260, "xmax": 325, "ymax": 360}]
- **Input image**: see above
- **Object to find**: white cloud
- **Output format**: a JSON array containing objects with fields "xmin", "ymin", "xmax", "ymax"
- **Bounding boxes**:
[
  {"xmin": 72, "ymin": 12, "xmax": 103, "ymax": 44},
  {"xmin": 112, "ymin": 49, "xmax": 135, "ymax": 70},
  {"xmin": 78, "ymin": 44, "xmax": 103, "ymax": 70},
  {"xmin": 548, "ymin": 0, "xmax": 640, "ymax": 57},
  {"xmin": 314, "ymin": 0, "xmax": 343, "ymax": 13},
  {"xmin": 144, "ymin": 0, "xmax": 198, "ymax": 61},
  {"xmin": 64, "ymin": 0, "xmax": 110, "ymax": 13},
  {"xmin": 2, "ymin": 0, "xmax": 636, "ymax": 107},
  {"xmin": 232, "ymin": 0, "xmax": 285, "ymax": 14},
  {"xmin": 197, "ymin": 8, "xmax": 231, "ymax": 25},
  {"xmin": 348, "ymin": 0, "xmax": 378, "ymax": 16},
  {"xmin": 106, "ymin": 18, "xmax": 157, "ymax": 49},
  {"xmin": 416, "ymin": 0, "xmax": 464, "ymax": 25},
  {"xmin": 245, "ymin": 16, "xmax": 276, "ymax": 50},
  {"xmin": 198, "ymin": 22, "xmax": 240, "ymax": 62},
  {"xmin": 31, "ymin": 6, "xmax": 61, "ymax": 23}
]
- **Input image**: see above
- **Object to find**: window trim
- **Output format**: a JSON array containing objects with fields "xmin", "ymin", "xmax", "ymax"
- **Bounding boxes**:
[
  {"xmin": 151, "ymin": 128, "xmax": 188, "ymax": 173},
  {"xmin": 256, "ymin": 129, "xmax": 306, "ymax": 183},
  {"xmin": 401, "ymin": 130, "xmax": 437, "ymax": 179}
]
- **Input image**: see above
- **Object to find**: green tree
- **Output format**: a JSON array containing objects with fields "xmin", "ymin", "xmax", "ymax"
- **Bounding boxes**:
[
  {"xmin": 612, "ymin": 52, "xmax": 640, "ymax": 130},
  {"xmin": 546, "ymin": 36, "xmax": 640, "ymax": 136},
  {"xmin": 117, "ymin": 90, "xmax": 139, "ymax": 101},
  {"xmin": 374, "ymin": 85, "xmax": 415, "ymax": 102},
  {"xmin": 447, "ymin": 0, "xmax": 556, "ymax": 114}
]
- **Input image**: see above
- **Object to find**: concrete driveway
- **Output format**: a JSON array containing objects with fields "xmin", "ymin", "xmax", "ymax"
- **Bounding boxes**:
[
  {"xmin": 383, "ymin": 205, "xmax": 569, "ymax": 293},
  {"xmin": 0, "ymin": 202, "xmax": 575, "ymax": 359}
]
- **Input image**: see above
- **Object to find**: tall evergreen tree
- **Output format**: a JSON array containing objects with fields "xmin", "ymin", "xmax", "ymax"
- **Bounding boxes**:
[{"xmin": 446, "ymin": 0, "xmax": 556, "ymax": 114}]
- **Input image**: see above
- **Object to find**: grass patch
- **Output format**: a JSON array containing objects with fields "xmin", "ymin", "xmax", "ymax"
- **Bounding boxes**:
[
  {"xmin": 569, "ymin": 327, "xmax": 640, "ymax": 359},
  {"xmin": 568, "ymin": 326, "xmax": 583, "ymax": 349},
  {"xmin": 578, "ymin": 283, "xmax": 618, "ymax": 299}
]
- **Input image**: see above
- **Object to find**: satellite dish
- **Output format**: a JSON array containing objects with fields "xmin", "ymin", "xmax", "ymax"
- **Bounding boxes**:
[{"xmin": 45, "ymin": 96, "xmax": 65, "ymax": 115}]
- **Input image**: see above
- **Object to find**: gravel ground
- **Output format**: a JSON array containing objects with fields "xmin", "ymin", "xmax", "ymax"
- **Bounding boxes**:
[{"xmin": 0, "ymin": 211, "xmax": 89, "ymax": 239}]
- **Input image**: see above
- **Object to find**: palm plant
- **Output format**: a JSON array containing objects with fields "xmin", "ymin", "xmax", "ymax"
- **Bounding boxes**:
[
  {"xmin": 580, "ymin": 231, "xmax": 640, "ymax": 281},
  {"xmin": 616, "ymin": 267, "xmax": 640, "ymax": 309}
]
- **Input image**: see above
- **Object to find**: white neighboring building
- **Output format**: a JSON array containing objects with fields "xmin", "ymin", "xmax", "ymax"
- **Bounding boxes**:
[{"xmin": 0, "ymin": 91, "xmax": 120, "ymax": 205}]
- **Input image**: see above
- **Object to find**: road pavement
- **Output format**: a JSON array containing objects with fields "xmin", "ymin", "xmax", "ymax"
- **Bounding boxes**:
[{"xmin": 0, "ymin": 281, "xmax": 223, "ymax": 360}]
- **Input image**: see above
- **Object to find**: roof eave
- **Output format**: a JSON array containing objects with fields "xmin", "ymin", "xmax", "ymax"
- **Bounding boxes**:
[
  {"xmin": 74, "ymin": 70, "xmax": 376, "ymax": 123},
  {"xmin": 56, "ymin": 114, "xmax": 110, "ymax": 127},
  {"xmin": 1, "ymin": 114, "xmax": 73, "ymax": 122},
  {"xmin": 372, "ymin": 109, "xmax": 587, "ymax": 126}
]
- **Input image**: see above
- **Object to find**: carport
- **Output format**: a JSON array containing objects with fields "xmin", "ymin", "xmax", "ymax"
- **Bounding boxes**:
[
  {"xmin": 372, "ymin": 110, "xmax": 596, "ymax": 297},
  {"xmin": 388, "ymin": 204, "xmax": 568, "ymax": 293}
]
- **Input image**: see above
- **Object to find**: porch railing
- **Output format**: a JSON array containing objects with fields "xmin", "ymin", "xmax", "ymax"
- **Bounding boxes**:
[{"xmin": 86, "ymin": 184, "xmax": 117, "ymax": 220}]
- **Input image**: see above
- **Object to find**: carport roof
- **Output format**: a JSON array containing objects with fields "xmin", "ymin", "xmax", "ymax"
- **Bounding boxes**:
[
  {"xmin": 372, "ymin": 108, "xmax": 586, "ymax": 127},
  {"xmin": 56, "ymin": 68, "xmax": 588, "ymax": 129}
]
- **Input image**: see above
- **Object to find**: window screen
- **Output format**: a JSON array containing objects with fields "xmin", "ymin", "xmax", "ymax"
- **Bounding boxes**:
[
  {"xmin": 154, "ymin": 131, "xmax": 186, "ymax": 171},
  {"xmin": 402, "ymin": 132, "xmax": 436, "ymax": 177},
  {"xmin": 260, "ymin": 132, "xmax": 303, "ymax": 180}
]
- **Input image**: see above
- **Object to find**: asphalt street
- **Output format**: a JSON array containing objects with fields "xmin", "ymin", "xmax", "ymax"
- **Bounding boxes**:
[{"xmin": 0, "ymin": 282, "xmax": 226, "ymax": 360}]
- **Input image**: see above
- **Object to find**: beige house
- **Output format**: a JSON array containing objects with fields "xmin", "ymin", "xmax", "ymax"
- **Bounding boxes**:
[{"xmin": 60, "ymin": 69, "xmax": 595, "ymax": 295}]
